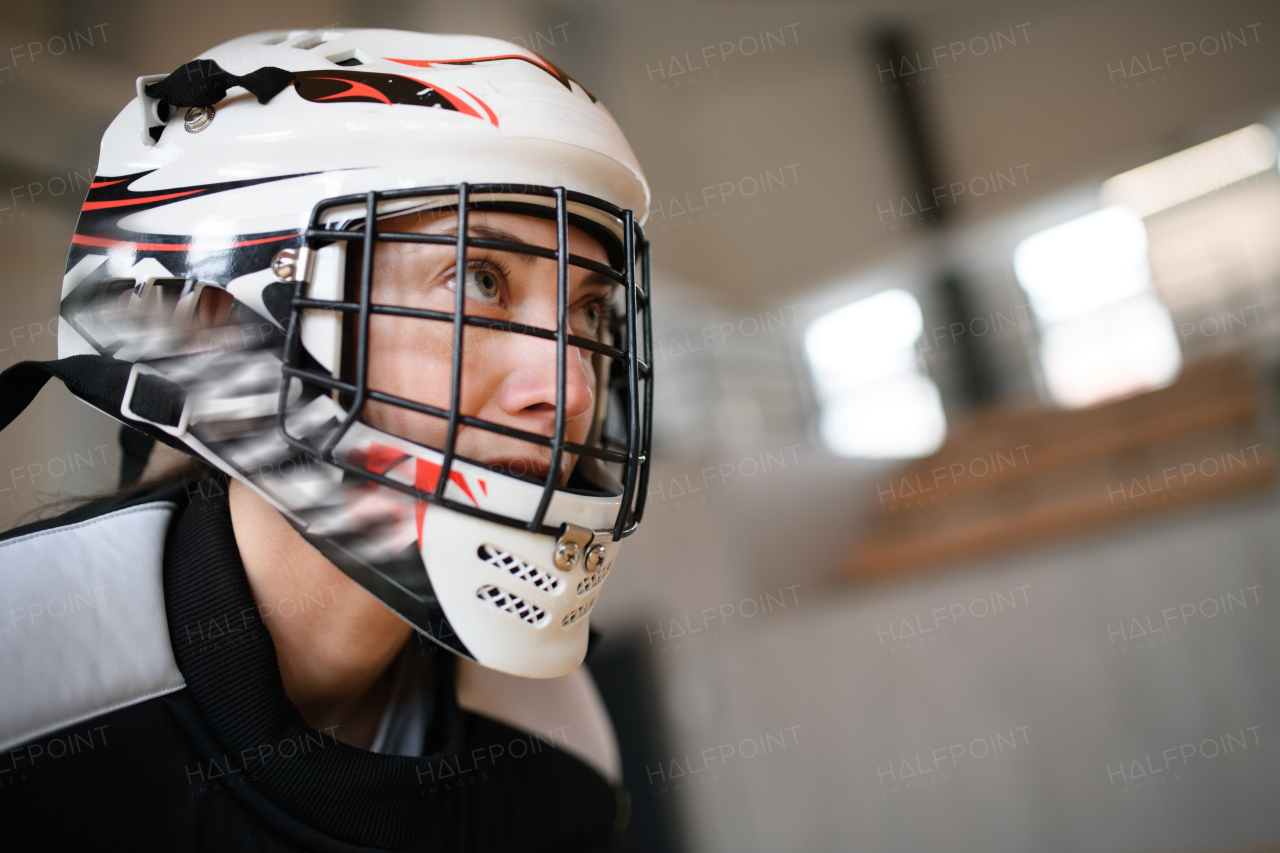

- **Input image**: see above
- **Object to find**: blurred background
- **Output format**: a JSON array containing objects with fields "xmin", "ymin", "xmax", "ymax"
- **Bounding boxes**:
[{"xmin": 3, "ymin": 0, "xmax": 1280, "ymax": 850}]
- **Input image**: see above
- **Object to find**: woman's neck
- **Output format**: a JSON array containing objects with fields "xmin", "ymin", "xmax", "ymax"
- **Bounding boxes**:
[{"xmin": 227, "ymin": 479, "xmax": 414, "ymax": 750}]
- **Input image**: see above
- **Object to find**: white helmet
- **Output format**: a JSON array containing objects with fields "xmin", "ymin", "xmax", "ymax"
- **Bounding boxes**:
[{"xmin": 51, "ymin": 29, "xmax": 653, "ymax": 678}]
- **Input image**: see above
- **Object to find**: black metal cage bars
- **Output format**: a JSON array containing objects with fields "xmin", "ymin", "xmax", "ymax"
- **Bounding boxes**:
[{"xmin": 276, "ymin": 183, "xmax": 653, "ymax": 540}]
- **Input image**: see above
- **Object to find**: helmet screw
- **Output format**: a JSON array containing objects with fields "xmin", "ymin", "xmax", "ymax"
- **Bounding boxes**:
[
  {"xmin": 272, "ymin": 248, "xmax": 298, "ymax": 282},
  {"xmin": 585, "ymin": 543, "xmax": 607, "ymax": 572},
  {"xmin": 183, "ymin": 105, "xmax": 215, "ymax": 133},
  {"xmin": 553, "ymin": 523, "xmax": 594, "ymax": 571},
  {"xmin": 554, "ymin": 541, "xmax": 582, "ymax": 570}
]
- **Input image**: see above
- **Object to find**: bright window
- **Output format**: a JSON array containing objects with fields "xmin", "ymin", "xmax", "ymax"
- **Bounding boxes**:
[
  {"xmin": 805, "ymin": 289, "xmax": 946, "ymax": 458},
  {"xmin": 1014, "ymin": 206, "xmax": 1181, "ymax": 408}
]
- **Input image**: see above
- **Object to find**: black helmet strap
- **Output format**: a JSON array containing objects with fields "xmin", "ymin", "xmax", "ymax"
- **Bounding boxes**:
[
  {"xmin": 0, "ymin": 356, "xmax": 193, "ymax": 488},
  {"xmin": 144, "ymin": 59, "xmax": 296, "ymax": 109}
]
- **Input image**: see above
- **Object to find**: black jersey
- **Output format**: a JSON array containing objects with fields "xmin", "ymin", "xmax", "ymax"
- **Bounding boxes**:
[{"xmin": 0, "ymin": 477, "xmax": 623, "ymax": 852}]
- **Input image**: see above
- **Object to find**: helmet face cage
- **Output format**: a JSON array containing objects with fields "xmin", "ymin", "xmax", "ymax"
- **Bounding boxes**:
[{"xmin": 279, "ymin": 183, "xmax": 653, "ymax": 541}]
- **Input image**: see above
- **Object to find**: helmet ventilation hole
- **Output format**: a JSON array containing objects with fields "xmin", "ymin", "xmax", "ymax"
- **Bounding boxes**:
[
  {"xmin": 576, "ymin": 563, "xmax": 611, "ymax": 596},
  {"xmin": 326, "ymin": 48, "xmax": 373, "ymax": 67},
  {"xmin": 478, "ymin": 544, "xmax": 561, "ymax": 593},
  {"xmin": 477, "ymin": 584, "xmax": 548, "ymax": 627},
  {"xmin": 292, "ymin": 32, "xmax": 340, "ymax": 50},
  {"xmin": 561, "ymin": 597, "xmax": 597, "ymax": 629}
]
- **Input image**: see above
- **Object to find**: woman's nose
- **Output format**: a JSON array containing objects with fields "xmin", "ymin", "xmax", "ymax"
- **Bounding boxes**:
[{"xmin": 496, "ymin": 330, "xmax": 596, "ymax": 431}]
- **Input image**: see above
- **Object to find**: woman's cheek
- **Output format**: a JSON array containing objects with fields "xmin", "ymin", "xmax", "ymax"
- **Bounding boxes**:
[{"xmin": 368, "ymin": 319, "xmax": 449, "ymax": 408}]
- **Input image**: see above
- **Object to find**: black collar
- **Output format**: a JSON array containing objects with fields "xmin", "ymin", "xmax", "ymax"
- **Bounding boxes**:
[
  {"xmin": 163, "ymin": 476, "xmax": 460, "ymax": 849},
  {"xmin": 161, "ymin": 474, "xmax": 620, "ymax": 851}
]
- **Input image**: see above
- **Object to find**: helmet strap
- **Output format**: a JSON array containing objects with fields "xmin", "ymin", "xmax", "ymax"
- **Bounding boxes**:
[
  {"xmin": 143, "ymin": 59, "xmax": 296, "ymax": 108},
  {"xmin": 0, "ymin": 356, "xmax": 194, "ymax": 472}
]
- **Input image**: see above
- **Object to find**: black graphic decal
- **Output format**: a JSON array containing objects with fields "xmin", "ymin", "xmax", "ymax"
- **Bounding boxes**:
[
  {"xmin": 65, "ymin": 170, "xmax": 322, "ymax": 281},
  {"xmin": 292, "ymin": 70, "xmax": 489, "ymax": 123}
]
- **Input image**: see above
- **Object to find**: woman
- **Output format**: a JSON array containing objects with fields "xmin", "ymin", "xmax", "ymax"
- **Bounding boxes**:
[{"xmin": 0, "ymin": 27, "xmax": 652, "ymax": 851}]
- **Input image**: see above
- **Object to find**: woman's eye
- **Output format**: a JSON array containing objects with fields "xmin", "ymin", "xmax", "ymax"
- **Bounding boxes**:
[
  {"xmin": 450, "ymin": 267, "xmax": 503, "ymax": 304},
  {"xmin": 572, "ymin": 300, "xmax": 608, "ymax": 339},
  {"xmin": 469, "ymin": 269, "xmax": 500, "ymax": 301}
]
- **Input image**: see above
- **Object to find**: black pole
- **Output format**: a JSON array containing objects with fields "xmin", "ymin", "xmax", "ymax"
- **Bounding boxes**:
[{"xmin": 870, "ymin": 29, "xmax": 996, "ymax": 406}]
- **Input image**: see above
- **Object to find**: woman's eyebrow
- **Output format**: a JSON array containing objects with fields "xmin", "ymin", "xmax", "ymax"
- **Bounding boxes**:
[
  {"xmin": 460, "ymin": 225, "xmax": 539, "ymax": 264},
  {"xmin": 418, "ymin": 223, "xmax": 615, "ymax": 282},
  {"xmin": 579, "ymin": 272, "xmax": 613, "ymax": 291}
]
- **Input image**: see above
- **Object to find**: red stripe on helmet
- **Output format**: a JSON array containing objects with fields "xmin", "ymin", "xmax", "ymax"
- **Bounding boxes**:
[
  {"xmin": 308, "ymin": 77, "xmax": 394, "ymax": 106},
  {"xmin": 396, "ymin": 76, "xmax": 482, "ymax": 121},
  {"xmin": 71, "ymin": 233, "xmax": 296, "ymax": 251},
  {"xmin": 458, "ymin": 86, "xmax": 499, "ymax": 127},
  {"xmin": 386, "ymin": 53, "xmax": 559, "ymax": 76},
  {"xmin": 81, "ymin": 190, "xmax": 205, "ymax": 211}
]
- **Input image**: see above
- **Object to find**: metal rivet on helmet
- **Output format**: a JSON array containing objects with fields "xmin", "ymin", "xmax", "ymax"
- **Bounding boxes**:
[
  {"xmin": 554, "ymin": 524, "xmax": 594, "ymax": 571},
  {"xmin": 271, "ymin": 248, "xmax": 298, "ymax": 281},
  {"xmin": 555, "ymin": 542, "xmax": 582, "ymax": 570},
  {"xmin": 183, "ymin": 106, "xmax": 215, "ymax": 133},
  {"xmin": 585, "ymin": 543, "xmax": 607, "ymax": 572}
]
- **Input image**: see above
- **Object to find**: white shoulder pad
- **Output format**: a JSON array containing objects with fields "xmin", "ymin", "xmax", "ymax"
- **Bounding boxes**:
[
  {"xmin": 456, "ymin": 658, "xmax": 621, "ymax": 785},
  {"xmin": 0, "ymin": 502, "xmax": 186, "ymax": 752}
]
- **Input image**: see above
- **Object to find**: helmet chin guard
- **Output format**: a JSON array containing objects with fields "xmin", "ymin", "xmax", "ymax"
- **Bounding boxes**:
[{"xmin": 44, "ymin": 29, "xmax": 653, "ymax": 678}]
